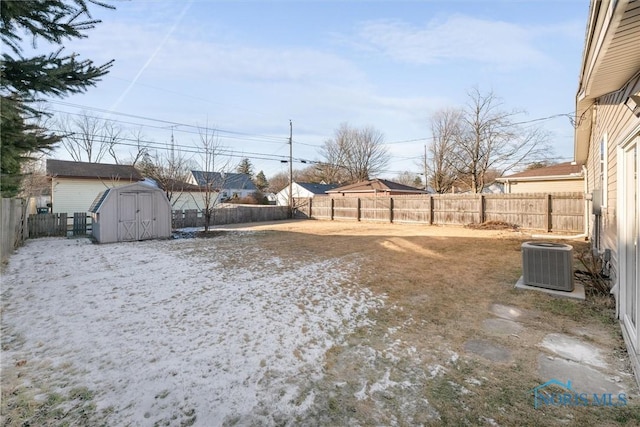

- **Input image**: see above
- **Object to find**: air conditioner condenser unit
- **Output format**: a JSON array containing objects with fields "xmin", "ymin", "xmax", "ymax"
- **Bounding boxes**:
[{"xmin": 522, "ymin": 242, "xmax": 574, "ymax": 292}]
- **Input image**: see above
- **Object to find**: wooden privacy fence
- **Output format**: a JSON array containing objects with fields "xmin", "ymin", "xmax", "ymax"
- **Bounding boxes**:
[
  {"xmin": 172, "ymin": 205, "xmax": 289, "ymax": 228},
  {"xmin": 27, "ymin": 213, "xmax": 92, "ymax": 238},
  {"xmin": 294, "ymin": 192, "xmax": 585, "ymax": 233},
  {"xmin": 1, "ymin": 198, "xmax": 28, "ymax": 264}
]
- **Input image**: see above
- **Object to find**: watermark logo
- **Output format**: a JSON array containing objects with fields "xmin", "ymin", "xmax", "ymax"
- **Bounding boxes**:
[{"xmin": 531, "ymin": 379, "xmax": 627, "ymax": 409}]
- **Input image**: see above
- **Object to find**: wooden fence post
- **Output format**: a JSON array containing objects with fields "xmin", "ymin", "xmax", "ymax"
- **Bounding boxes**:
[
  {"xmin": 478, "ymin": 194, "xmax": 485, "ymax": 224},
  {"xmin": 545, "ymin": 193, "xmax": 552, "ymax": 232},
  {"xmin": 389, "ymin": 197, "xmax": 394, "ymax": 223},
  {"xmin": 330, "ymin": 198, "xmax": 334, "ymax": 221},
  {"xmin": 428, "ymin": 196, "xmax": 434, "ymax": 225},
  {"xmin": 308, "ymin": 197, "xmax": 312, "ymax": 218},
  {"xmin": 357, "ymin": 198, "xmax": 361, "ymax": 221}
]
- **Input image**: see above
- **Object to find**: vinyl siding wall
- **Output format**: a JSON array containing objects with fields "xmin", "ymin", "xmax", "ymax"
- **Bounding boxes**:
[
  {"xmin": 51, "ymin": 178, "xmax": 138, "ymax": 214},
  {"xmin": 276, "ymin": 184, "xmax": 315, "ymax": 206},
  {"xmin": 505, "ymin": 179, "xmax": 584, "ymax": 194},
  {"xmin": 585, "ymin": 77, "xmax": 640, "ymax": 284},
  {"xmin": 168, "ymin": 192, "xmax": 215, "ymax": 211}
]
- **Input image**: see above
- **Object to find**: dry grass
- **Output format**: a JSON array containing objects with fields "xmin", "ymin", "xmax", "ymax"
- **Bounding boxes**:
[{"xmin": 217, "ymin": 220, "xmax": 638, "ymax": 426}]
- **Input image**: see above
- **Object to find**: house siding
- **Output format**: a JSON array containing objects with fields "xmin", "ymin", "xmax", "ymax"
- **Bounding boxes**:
[
  {"xmin": 276, "ymin": 184, "xmax": 316, "ymax": 206},
  {"xmin": 505, "ymin": 179, "xmax": 583, "ymax": 194},
  {"xmin": 169, "ymin": 192, "xmax": 214, "ymax": 211},
  {"xmin": 585, "ymin": 77, "xmax": 640, "ymax": 285},
  {"xmin": 51, "ymin": 178, "xmax": 136, "ymax": 214}
]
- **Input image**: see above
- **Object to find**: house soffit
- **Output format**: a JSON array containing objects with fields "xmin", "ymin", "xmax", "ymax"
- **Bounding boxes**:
[{"xmin": 581, "ymin": 0, "xmax": 640, "ymax": 100}]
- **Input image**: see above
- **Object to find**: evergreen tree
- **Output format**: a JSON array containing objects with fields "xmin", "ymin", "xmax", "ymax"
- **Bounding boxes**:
[
  {"xmin": 254, "ymin": 170, "xmax": 269, "ymax": 192},
  {"xmin": 236, "ymin": 157, "xmax": 253, "ymax": 176},
  {"xmin": 0, "ymin": 0, "xmax": 114, "ymax": 197}
]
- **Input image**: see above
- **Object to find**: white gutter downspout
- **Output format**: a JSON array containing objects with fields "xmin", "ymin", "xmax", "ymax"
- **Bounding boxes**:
[{"xmin": 582, "ymin": 164, "xmax": 589, "ymax": 238}]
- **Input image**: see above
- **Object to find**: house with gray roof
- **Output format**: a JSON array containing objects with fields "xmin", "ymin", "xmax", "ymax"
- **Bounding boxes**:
[{"xmin": 189, "ymin": 171, "xmax": 257, "ymax": 201}]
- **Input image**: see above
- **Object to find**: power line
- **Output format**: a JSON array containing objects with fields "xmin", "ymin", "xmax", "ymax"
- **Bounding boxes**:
[{"xmin": 46, "ymin": 100, "xmax": 289, "ymax": 145}]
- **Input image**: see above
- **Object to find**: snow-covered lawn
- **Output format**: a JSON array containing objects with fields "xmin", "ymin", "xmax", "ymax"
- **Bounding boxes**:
[{"xmin": 1, "ymin": 234, "xmax": 382, "ymax": 426}]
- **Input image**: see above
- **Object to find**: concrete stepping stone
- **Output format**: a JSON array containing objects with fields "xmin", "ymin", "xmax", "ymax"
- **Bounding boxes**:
[
  {"xmin": 490, "ymin": 303, "xmax": 531, "ymax": 321},
  {"xmin": 538, "ymin": 354, "xmax": 627, "ymax": 395},
  {"xmin": 540, "ymin": 333, "xmax": 607, "ymax": 369},
  {"xmin": 464, "ymin": 339, "xmax": 512, "ymax": 363},
  {"xmin": 482, "ymin": 318, "xmax": 523, "ymax": 336}
]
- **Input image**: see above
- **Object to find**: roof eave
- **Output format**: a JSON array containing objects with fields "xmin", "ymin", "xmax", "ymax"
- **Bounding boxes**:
[
  {"xmin": 497, "ymin": 174, "xmax": 584, "ymax": 183},
  {"xmin": 574, "ymin": 0, "xmax": 640, "ymax": 164}
]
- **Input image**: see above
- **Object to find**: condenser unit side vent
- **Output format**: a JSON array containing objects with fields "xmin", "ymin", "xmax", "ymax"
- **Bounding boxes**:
[{"xmin": 522, "ymin": 242, "xmax": 574, "ymax": 292}]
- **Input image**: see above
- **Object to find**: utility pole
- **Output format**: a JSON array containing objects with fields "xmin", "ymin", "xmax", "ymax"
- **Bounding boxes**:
[
  {"xmin": 423, "ymin": 144, "xmax": 428, "ymax": 192},
  {"xmin": 288, "ymin": 120, "xmax": 293, "ymax": 218}
]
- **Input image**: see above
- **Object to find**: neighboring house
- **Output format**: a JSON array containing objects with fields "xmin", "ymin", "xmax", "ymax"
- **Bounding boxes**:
[
  {"xmin": 497, "ymin": 162, "xmax": 584, "ymax": 194},
  {"xmin": 327, "ymin": 179, "xmax": 427, "ymax": 197},
  {"xmin": 276, "ymin": 182, "xmax": 339, "ymax": 206},
  {"xmin": 574, "ymin": 0, "xmax": 640, "ymax": 384},
  {"xmin": 189, "ymin": 171, "xmax": 257, "ymax": 201},
  {"xmin": 46, "ymin": 159, "xmax": 143, "ymax": 214},
  {"xmin": 457, "ymin": 182, "xmax": 504, "ymax": 194},
  {"xmin": 153, "ymin": 178, "xmax": 213, "ymax": 211},
  {"xmin": 264, "ymin": 193, "xmax": 277, "ymax": 205}
]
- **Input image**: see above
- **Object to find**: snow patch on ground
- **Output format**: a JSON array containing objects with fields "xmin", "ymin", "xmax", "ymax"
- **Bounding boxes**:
[{"xmin": 1, "ymin": 236, "xmax": 382, "ymax": 425}]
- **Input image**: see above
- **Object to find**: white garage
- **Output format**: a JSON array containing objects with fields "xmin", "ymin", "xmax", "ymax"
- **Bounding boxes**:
[{"xmin": 89, "ymin": 182, "xmax": 172, "ymax": 243}]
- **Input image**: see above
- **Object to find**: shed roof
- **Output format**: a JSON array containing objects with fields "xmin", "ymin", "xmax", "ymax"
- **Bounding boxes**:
[
  {"xmin": 328, "ymin": 179, "xmax": 426, "ymax": 193},
  {"xmin": 88, "ymin": 182, "xmax": 167, "ymax": 213},
  {"xmin": 47, "ymin": 159, "xmax": 143, "ymax": 181}
]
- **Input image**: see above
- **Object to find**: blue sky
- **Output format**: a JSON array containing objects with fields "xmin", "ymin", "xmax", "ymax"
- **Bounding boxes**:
[{"xmin": 41, "ymin": 0, "xmax": 590, "ymax": 180}]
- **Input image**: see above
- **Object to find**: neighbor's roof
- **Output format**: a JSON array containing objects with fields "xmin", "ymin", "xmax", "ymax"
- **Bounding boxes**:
[
  {"xmin": 190, "ymin": 171, "xmax": 257, "ymax": 191},
  {"xmin": 47, "ymin": 159, "xmax": 143, "ymax": 181},
  {"xmin": 296, "ymin": 182, "xmax": 339, "ymax": 194},
  {"xmin": 158, "ymin": 178, "xmax": 204, "ymax": 192},
  {"xmin": 327, "ymin": 179, "xmax": 426, "ymax": 193},
  {"xmin": 497, "ymin": 162, "xmax": 583, "ymax": 181}
]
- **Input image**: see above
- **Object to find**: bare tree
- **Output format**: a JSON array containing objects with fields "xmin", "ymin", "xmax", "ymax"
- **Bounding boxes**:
[
  {"xmin": 450, "ymin": 88, "xmax": 550, "ymax": 193},
  {"xmin": 318, "ymin": 123, "xmax": 389, "ymax": 184},
  {"xmin": 268, "ymin": 171, "xmax": 292, "ymax": 194},
  {"xmin": 125, "ymin": 128, "xmax": 150, "ymax": 166},
  {"xmin": 19, "ymin": 155, "xmax": 49, "ymax": 200},
  {"xmin": 197, "ymin": 125, "xmax": 231, "ymax": 232},
  {"xmin": 394, "ymin": 171, "xmax": 421, "ymax": 188},
  {"xmin": 138, "ymin": 143, "xmax": 192, "ymax": 206},
  {"xmin": 58, "ymin": 112, "xmax": 111, "ymax": 162},
  {"xmin": 428, "ymin": 108, "xmax": 464, "ymax": 193},
  {"xmin": 104, "ymin": 120, "xmax": 123, "ymax": 163}
]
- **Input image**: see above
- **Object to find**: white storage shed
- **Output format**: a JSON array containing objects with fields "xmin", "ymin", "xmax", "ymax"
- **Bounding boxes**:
[{"xmin": 89, "ymin": 182, "xmax": 172, "ymax": 243}]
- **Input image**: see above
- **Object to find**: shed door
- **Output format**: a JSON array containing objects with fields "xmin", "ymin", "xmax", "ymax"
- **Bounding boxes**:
[
  {"xmin": 118, "ymin": 192, "xmax": 138, "ymax": 241},
  {"xmin": 138, "ymin": 192, "xmax": 155, "ymax": 240},
  {"xmin": 118, "ymin": 191, "xmax": 157, "ymax": 241}
]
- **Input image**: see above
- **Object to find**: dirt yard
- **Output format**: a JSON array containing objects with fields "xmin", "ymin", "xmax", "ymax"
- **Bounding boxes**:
[{"xmin": 1, "ymin": 219, "xmax": 639, "ymax": 426}]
